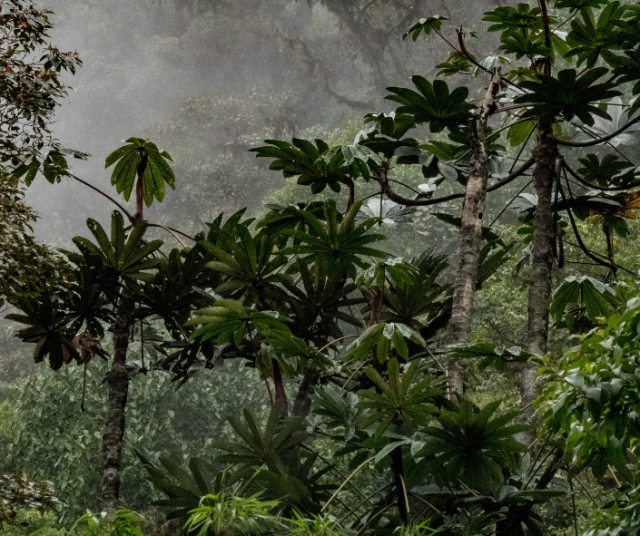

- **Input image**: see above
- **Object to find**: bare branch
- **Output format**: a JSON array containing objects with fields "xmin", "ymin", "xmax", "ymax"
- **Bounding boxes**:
[
  {"xmin": 68, "ymin": 173, "xmax": 135, "ymax": 222},
  {"xmin": 377, "ymin": 156, "xmax": 535, "ymax": 206}
]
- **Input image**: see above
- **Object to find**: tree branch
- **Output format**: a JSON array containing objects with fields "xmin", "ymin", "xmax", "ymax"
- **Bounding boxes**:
[
  {"xmin": 377, "ymin": 156, "xmax": 535, "ymax": 206},
  {"xmin": 556, "ymin": 172, "xmax": 623, "ymax": 274},
  {"xmin": 561, "ymin": 157, "xmax": 640, "ymax": 191},
  {"xmin": 556, "ymin": 114, "xmax": 640, "ymax": 147},
  {"xmin": 68, "ymin": 173, "xmax": 134, "ymax": 222}
]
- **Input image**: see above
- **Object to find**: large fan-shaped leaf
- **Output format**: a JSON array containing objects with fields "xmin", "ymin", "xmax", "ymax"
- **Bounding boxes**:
[{"xmin": 386, "ymin": 77, "xmax": 475, "ymax": 133}]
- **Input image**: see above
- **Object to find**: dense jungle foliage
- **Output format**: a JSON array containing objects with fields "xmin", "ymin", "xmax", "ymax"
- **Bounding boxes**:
[{"xmin": 7, "ymin": 0, "xmax": 640, "ymax": 535}]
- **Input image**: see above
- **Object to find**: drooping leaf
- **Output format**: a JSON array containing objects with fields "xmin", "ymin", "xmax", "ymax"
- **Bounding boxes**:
[{"xmin": 105, "ymin": 138, "xmax": 175, "ymax": 206}]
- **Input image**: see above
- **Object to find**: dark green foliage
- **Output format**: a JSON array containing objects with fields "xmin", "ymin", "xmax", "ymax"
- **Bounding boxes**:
[
  {"xmin": 483, "ymin": 4, "xmax": 544, "ymax": 37},
  {"xmin": 347, "ymin": 323, "xmax": 425, "ymax": 363},
  {"xmin": 499, "ymin": 34, "xmax": 550, "ymax": 60},
  {"xmin": 611, "ymin": 48, "xmax": 640, "ymax": 97},
  {"xmin": 515, "ymin": 68, "xmax": 621, "ymax": 125},
  {"xmin": 278, "ymin": 200, "xmax": 387, "ymax": 278},
  {"xmin": 554, "ymin": 0, "xmax": 608, "ymax": 9},
  {"xmin": 565, "ymin": 2, "xmax": 629, "ymax": 67},
  {"xmin": 188, "ymin": 299, "xmax": 291, "ymax": 347},
  {"xmin": 280, "ymin": 258, "xmax": 361, "ymax": 344},
  {"xmin": 540, "ymin": 301, "xmax": 640, "ymax": 483},
  {"xmin": 0, "ymin": 0, "xmax": 81, "ymax": 165},
  {"xmin": 402, "ymin": 16, "xmax": 448, "ymax": 41},
  {"xmin": 211, "ymin": 404, "xmax": 327, "ymax": 513},
  {"xmin": 105, "ymin": 138, "xmax": 175, "ymax": 206},
  {"xmin": 550, "ymin": 275, "xmax": 620, "ymax": 324},
  {"xmin": 199, "ymin": 216, "xmax": 288, "ymax": 307},
  {"xmin": 251, "ymin": 139, "xmax": 349, "ymax": 194},
  {"xmin": 12, "ymin": 149, "xmax": 88, "ymax": 186},
  {"xmin": 72, "ymin": 212, "xmax": 162, "ymax": 281},
  {"xmin": 356, "ymin": 359, "xmax": 442, "ymax": 435},
  {"xmin": 137, "ymin": 454, "xmax": 218, "ymax": 521},
  {"xmin": 6, "ymin": 295, "xmax": 79, "ymax": 370},
  {"xmin": 214, "ymin": 404, "xmax": 309, "ymax": 476},
  {"xmin": 385, "ymin": 77, "xmax": 475, "ymax": 133},
  {"xmin": 448, "ymin": 344, "xmax": 536, "ymax": 372},
  {"xmin": 577, "ymin": 154, "xmax": 636, "ymax": 188},
  {"xmin": 416, "ymin": 400, "xmax": 527, "ymax": 494}
]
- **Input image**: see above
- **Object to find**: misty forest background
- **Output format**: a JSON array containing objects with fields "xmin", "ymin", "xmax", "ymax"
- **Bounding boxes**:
[{"xmin": 5, "ymin": 0, "xmax": 640, "ymax": 535}]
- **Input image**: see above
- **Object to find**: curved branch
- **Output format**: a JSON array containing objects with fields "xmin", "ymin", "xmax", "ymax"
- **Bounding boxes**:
[
  {"xmin": 70, "ymin": 172, "xmax": 195, "ymax": 243},
  {"xmin": 147, "ymin": 223, "xmax": 195, "ymax": 245},
  {"xmin": 561, "ymin": 157, "xmax": 640, "ymax": 191},
  {"xmin": 378, "ymin": 156, "xmax": 535, "ymax": 206},
  {"xmin": 556, "ymin": 114, "xmax": 640, "ymax": 148},
  {"xmin": 68, "ymin": 173, "xmax": 135, "ymax": 222},
  {"xmin": 557, "ymin": 172, "xmax": 624, "ymax": 274}
]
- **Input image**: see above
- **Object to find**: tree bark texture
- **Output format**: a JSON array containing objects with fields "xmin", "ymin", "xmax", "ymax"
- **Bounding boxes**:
[
  {"xmin": 521, "ymin": 118, "xmax": 557, "ymax": 443},
  {"xmin": 446, "ymin": 74, "xmax": 501, "ymax": 398},
  {"xmin": 100, "ymin": 299, "xmax": 131, "ymax": 511}
]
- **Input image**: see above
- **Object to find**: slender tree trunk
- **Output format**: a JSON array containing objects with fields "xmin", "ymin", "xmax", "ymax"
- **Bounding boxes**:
[
  {"xmin": 390, "ymin": 446, "xmax": 409, "ymax": 524},
  {"xmin": 446, "ymin": 74, "xmax": 501, "ymax": 398},
  {"xmin": 520, "ymin": 118, "xmax": 557, "ymax": 443},
  {"xmin": 100, "ymin": 299, "xmax": 131, "ymax": 511},
  {"xmin": 272, "ymin": 359, "xmax": 289, "ymax": 415},
  {"xmin": 292, "ymin": 367, "xmax": 320, "ymax": 418},
  {"xmin": 135, "ymin": 176, "xmax": 144, "ymax": 221}
]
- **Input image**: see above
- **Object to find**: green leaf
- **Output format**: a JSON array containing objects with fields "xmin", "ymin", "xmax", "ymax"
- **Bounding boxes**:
[
  {"xmin": 105, "ymin": 138, "xmax": 175, "ymax": 207},
  {"xmin": 386, "ymin": 77, "xmax": 475, "ymax": 133},
  {"xmin": 357, "ymin": 359, "xmax": 442, "ymax": 437},
  {"xmin": 417, "ymin": 399, "xmax": 526, "ymax": 493},
  {"xmin": 515, "ymin": 68, "xmax": 621, "ymax": 125},
  {"xmin": 402, "ymin": 16, "xmax": 449, "ymax": 41}
]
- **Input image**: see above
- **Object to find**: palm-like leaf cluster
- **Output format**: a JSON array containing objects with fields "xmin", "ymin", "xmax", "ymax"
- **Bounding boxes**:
[
  {"xmin": 105, "ymin": 137, "xmax": 175, "ymax": 206},
  {"xmin": 417, "ymin": 400, "xmax": 527, "ymax": 493}
]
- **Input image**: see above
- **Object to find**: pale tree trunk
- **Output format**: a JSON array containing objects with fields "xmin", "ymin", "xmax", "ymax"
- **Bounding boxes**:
[
  {"xmin": 100, "ymin": 298, "xmax": 131, "ymax": 511},
  {"xmin": 446, "ymin": 74, "xmax": 501, "ymax": 398},
  {"xmin": 520, "ymin": 118, "xmax": 557, "ymax": 444}
]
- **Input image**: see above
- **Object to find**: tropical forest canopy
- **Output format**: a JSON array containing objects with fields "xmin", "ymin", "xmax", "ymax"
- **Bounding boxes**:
[{"xmin": 5, "ymin": 1, "xmax": 640, "ymax": 535}]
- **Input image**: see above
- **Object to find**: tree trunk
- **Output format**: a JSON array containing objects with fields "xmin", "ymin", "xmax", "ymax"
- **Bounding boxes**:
[
  {"xmin": 445, "ymin": 74, "xmax": 501, "ymax": 398},
  {"xmin": 100, "ymin": 299, "xmax": 131, "ymax": 511},
  {"xmin": 520, "ymin": 118, "xmax": 557, "ymax": 444},
  {"xmin": 390, "ymin": 444, "xmax": 409, "ymax": 524},
  {"xmin": 272, "ymin": 359, "xmax": 289, "ymax": 415},
  {"xmin": 292, "ymin": 367, "xmax": 320, "ymax": 418}
]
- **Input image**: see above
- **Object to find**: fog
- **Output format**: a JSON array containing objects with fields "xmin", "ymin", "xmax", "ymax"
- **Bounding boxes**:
[{"xmin": 26, "ymin": 0, "xmax": 496, "ymax": 244}]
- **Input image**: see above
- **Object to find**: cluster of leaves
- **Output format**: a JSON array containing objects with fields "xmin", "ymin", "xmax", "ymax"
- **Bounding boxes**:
[
  {"xmin": 0, "ymin": 473, "xmax": 58, "ymax": 527},
  {"xmin": 0, "ymin": 0, "xmax": 81, "ymax": 165},
  {"xmin": 3, "ymin": 356, "xmax": 266, "ymax": 517},
  {"xmin": 0, "ymin": 171, "xmax": 68, "ymax": 307},
  {"xmin": 71, "ymin": 510, "xmax": 145, "ymax": 536},
  {"xmin": 539, "ymin": 296, "xmax": 640, "ymax": 483}
]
